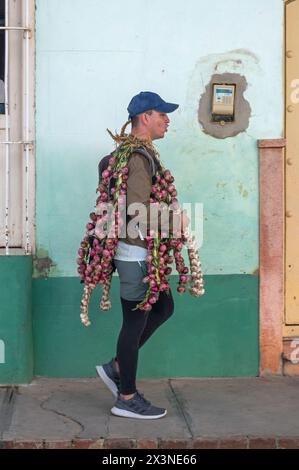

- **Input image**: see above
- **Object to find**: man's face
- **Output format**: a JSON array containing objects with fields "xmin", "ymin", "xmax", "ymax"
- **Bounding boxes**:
[{"xmin": 147, "ymin": 110, "xmax": 170, "ymax": 140}]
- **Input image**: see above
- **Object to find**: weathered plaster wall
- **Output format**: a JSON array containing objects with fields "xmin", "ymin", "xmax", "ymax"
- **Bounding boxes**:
[
  {"xmin": 35, "ymin": 0, "xmax": 284, "ymax": 277},
  {"xmin": 28, "ymin": 0, "xmax": 283, "ymax": 378}
]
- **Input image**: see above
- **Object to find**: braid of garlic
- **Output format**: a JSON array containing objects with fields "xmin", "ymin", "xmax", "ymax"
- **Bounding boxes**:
[
  {"xmin": 100, "ymin": 274, "xmax": 112, "ymax": 311},
  {"xmin": 80, "ymin": 285, "xmax": 93, "ymax": 327},
  {"xmin": 184, "ymin": 230, "xmax": 205, "ymax": 297}
]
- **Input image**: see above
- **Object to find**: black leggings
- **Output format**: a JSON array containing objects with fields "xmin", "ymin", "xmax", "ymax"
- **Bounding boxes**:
[{"xmin": 116, "ymin": 290, "xmax": 174, "ymax": 395}]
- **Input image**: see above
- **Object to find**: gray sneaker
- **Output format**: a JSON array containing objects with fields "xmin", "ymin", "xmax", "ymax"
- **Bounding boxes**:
[
  {"xmin": 111, "ymin": 391, "xmax": 167, "ymax": 420},
  {"xmin": 96, "ymin": 358, "xmax": 120, "ymax": 397}
]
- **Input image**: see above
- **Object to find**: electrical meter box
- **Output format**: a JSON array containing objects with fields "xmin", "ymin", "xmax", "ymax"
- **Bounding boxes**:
[{"xmin": 212, "ymin": 84, "xmax": 236, "ymax": 122}]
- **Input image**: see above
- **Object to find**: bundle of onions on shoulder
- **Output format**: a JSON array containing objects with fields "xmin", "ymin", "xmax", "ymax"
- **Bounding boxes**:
[
  {"xmin": 134, "ymin": 170, "xmax": 205, "ymax": 312},
  {"xmin": 135, "ymin": 232, "xmax": 205, "ymax": 313},
  {"xmin": 77, "ymin": 154, "xmax": 126, "ymax": 326},
  {"xmin": 77, "ymin": 155, "xmax": 205, "ymax": 326}
]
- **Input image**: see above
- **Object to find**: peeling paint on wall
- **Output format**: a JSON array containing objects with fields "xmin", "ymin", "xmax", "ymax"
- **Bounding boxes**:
[
  {"xmin": 238, "ymin": 183, "xmax": 249, "ymax": 199},
  {"xmin": 33, "ymin": 247, "xmax": 59, "ymax": 278}
]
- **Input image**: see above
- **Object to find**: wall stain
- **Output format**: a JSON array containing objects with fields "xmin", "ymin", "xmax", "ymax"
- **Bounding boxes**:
[
  {"xmin": 33, "ymin": 247, "xmax": 59, "ymax": 278},
  {"xmin": 238, "ymin": 183, "xmax": 249, "ymax": 198},
  {"xmin": 232, "ymin": 48, "xmax": 259, "ymax": 63},
  {"xmin": 214, "ymin": 59, "xmax": 243, "ymax": 72}
]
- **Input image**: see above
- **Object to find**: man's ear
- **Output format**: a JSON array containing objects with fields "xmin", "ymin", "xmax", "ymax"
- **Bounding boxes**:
[
  {"xmin": 143, "ymin": 112, "xmax": 153, "ymax": 126},
  {"xmin": 140, "ymin": 112, "xmax": 148, "ymax": 126}
]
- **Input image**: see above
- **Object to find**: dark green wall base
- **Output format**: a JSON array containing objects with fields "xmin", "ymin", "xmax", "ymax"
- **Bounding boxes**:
[
  {"xmin": 33, "ymin": 275, "xmax": 259, "ymax": 378},
  {"xmin": 0, "ymin": 256, "xmax": 33, "ymax": 384},
  {"xmin": 0, "ymin": 268, "xmax": 259, "ymax": 382}
]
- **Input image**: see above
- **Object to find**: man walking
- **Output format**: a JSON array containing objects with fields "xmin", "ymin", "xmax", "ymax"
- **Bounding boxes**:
[{"xmin": 96, "ymin": 92, "xmax": 187, "ymax": 419}]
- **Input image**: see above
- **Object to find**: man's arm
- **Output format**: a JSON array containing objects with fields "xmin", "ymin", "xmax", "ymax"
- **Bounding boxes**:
[{"xmin": 126, "ymin": 153, "xmax": 176, "ymax": 238}]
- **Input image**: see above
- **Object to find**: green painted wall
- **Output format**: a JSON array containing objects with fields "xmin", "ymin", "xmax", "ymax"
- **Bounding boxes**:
[
  {"xmin": 35, "ymin": 0, "xmax": 283, "ymax": 277},
  {"xmin": 33, "ymin": 275, "xmax": 259, "ymax": 377},
  {"xmin": 29, "ymin": 0, "xmax": 283, "ymax": 379},
  {"xmin": 0, "ymin": 257, "xmax": 33, "ymax": 384}
]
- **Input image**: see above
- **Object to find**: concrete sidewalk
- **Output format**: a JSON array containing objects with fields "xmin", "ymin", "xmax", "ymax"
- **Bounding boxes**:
[{"xmin": 1, "ymin": 376, "xmax": 299, "ymax": 449}]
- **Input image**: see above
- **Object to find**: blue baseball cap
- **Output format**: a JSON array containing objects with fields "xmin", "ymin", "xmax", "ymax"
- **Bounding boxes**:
[{"xmin": 127, "ymin": 91, "xmax": 179, "ymax": 119}]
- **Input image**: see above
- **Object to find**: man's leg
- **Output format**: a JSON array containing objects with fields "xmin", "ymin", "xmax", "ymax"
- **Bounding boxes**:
[
  {"xmin": 138, "ymin": 290, "xmax": 174, "ymax": 349},
  {"xmin": 111, "ymin": 260, "xmax": 150, "ymax": 398},
  {"xmin": 114, "ymin": 290, "xmax": 174, "ymax": 395},
  {"xmin": 112, "ymin": 296, "xmax": 167, "ymax": 419},
  {"xmin": 116, "ymin": 298, "xmax": 149, "ymax": 397},
  {"xmin": 113, "ymin": 260, "xmax": 173, "ymax": 398},
  {"xmin": 97, "ymin": 261, "xmax": 169, "ymax": 418}
]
